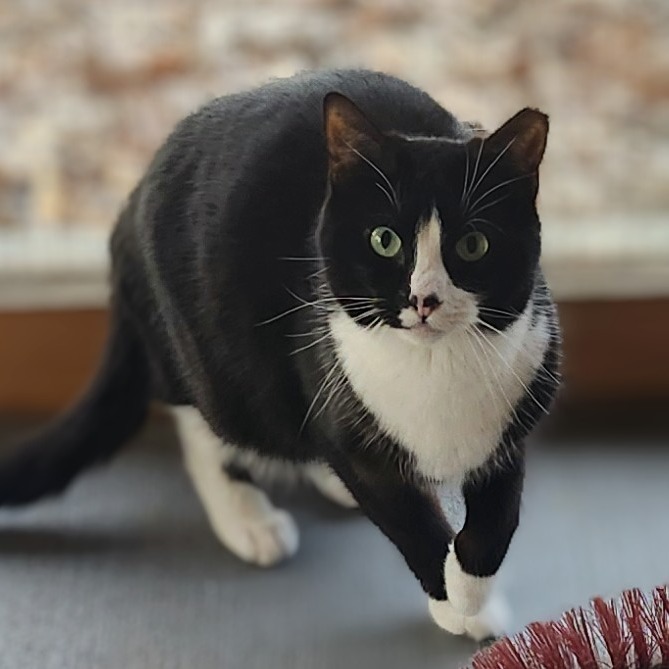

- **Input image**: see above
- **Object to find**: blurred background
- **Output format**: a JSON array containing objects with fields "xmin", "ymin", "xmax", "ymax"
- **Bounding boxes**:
[
  {"xmin": 0, "ymin": 0, "xmax": 668, "ymax": 412},
  {"xmin": 0, "ymin": 2, "xmax": 667, "ymax": 668}
]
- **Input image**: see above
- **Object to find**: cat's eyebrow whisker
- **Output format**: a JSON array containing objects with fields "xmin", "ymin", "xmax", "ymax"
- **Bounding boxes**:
[
  {"xmin": 462, "ymin": 137, "xmax": 485, "ymax": 207},
  {"xmin": 465, "ymin": 217, "xmax": 504, "ymax": 235},
  {"xmin": 375, "ymin": 182, "xmax": 396, "ymax": 209},
  {"xmin": 467, "ymin": 194, "xmax": 511, "ymax": 219},
  {"xmin": 343, "ymin": 140, "xmax": 400, "ymax": 211},
  {"xmin": 467, "ymin": 174, "xmax": 532, "ymax": 215},
  {"xmin": 464, "ymin": 136, "xmax": 517, "ymax": 209},
  {"xmin": 460, "ymin": 141, "xmax": 472, "ymax": 206}
]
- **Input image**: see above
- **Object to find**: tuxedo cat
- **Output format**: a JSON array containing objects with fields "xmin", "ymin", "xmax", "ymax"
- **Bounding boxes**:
[{"xmin": 0, "ymin": 70, "xmax": 560, "ymax": 639}]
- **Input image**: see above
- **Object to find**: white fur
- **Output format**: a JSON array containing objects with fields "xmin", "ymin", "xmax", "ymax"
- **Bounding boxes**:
[
  {"xmin": 171, "ymin": 406, "xmax": 299, "ymax": 567},
  {"xmin": 330, "ymin": 305, "xmax": 548, "ymax": 482},
  {"xmin": 444, "ymin": 541, "xmax": 493, "ymax": 616},
  {"xmin": 305, "ymin": 464, "xmax": 359, "ymax": 509},
  {"xmin": 428, "ymin": 594, "xmax": 511, "ymax": 641}
]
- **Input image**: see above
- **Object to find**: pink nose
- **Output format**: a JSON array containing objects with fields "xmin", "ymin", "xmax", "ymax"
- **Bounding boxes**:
[{"xmin": 409, "ymin": 293, "xmax": 442, "ymax": 321}]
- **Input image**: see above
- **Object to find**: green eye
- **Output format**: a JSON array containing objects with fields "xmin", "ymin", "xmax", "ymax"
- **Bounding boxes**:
[
  {"xmin": 456, "ymin": 231, "xmax": 489, "ymax": 262},
  {"xmin": 370, "ymin": 226, "xmax": 402, "ymax": 258}
]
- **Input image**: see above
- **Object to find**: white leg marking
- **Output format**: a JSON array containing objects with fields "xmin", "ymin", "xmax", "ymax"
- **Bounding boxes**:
[
  {"xmin": 305, "ymin": 464, "xmax": 358, "ymax": 509},
  {"xmin": 444, "ymin": 541, "xmax": 494, "ymax": 616},
  {"xmin": 172, "ymin": 406, "xmax": 299, "ymax": 567},
  {"xmin": 428, "ymin": 593, "xmax": 511, "ymax": 641}
]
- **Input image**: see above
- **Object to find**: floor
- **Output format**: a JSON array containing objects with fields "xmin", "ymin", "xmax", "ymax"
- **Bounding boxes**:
[{"xmin": 0, "ymin": 410, "xmax": 667, "ymax": 669}]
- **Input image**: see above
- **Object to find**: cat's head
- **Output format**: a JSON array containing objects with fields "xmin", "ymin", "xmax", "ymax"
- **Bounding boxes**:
[{"xmin": 317, "ymin": 92, "xmax": 548, "ymax": 343}]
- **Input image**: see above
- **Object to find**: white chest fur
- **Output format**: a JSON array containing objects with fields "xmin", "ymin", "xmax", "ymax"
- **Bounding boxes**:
[{"xmin": 329, "ymin": 309, "xmax": 549, "ymax": 482}]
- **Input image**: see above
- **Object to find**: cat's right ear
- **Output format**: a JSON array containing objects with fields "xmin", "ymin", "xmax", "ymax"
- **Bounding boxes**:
[{"xmin": 323, "ymin": 93, "xmax": 387, "ymax": 183}]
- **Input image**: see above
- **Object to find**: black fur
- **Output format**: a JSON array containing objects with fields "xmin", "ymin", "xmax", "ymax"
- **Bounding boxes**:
[{"xmin": 0, "ymin": 70, "xmax": 560, "ymax": 603}]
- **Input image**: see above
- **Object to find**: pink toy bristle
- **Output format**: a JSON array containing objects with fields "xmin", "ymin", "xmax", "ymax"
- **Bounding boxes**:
[{"xmin": 469, "ymin": 585, "xmax": 669, "ymax": 669}]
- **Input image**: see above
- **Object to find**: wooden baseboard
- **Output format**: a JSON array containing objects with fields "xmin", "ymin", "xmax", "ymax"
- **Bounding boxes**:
[
  {"xmin": 0, "ymin": 301, "xmax": 667, "ymax": 414},
  {"xmin": 0, "ymin": 309, "xmax": 109, "ymax": 414}
]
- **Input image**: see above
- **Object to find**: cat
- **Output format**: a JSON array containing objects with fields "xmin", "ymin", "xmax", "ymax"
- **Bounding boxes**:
[{"xmin": 0, "ymin": 69, "xmax": 560, "ymax": 640}]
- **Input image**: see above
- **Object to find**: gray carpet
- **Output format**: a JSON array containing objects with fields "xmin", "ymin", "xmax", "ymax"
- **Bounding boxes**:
[{"xmin": 0, "ymin": 414, "xmax": 667, "ymax": 669}]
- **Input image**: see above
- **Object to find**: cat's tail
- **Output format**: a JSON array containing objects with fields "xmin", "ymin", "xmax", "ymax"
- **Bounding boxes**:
[{"xmin": 0, "ymin": 307, "xmax": 151, "ymax": 506}]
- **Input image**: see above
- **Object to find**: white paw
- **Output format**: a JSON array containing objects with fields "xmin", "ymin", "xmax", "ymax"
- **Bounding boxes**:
[
  {"xmin": 306, "ymin": 464, "xmax": 358, "ymax": 509},
  {"xmin": 444, "ymin": 542, "xmax": 493, "ymax": 616},
  {"xmin": 428, "ymin": 594, "xmax": 510, "ymax": 642},
  {"xmin": 208, "ymin": 482, "xmax": 299, "ymax": 567}
]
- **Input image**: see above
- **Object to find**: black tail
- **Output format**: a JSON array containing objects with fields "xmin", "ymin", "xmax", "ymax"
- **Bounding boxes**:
[{"xmin": 0, "ymin": 308, "xmax": 151, "ymax": 506}]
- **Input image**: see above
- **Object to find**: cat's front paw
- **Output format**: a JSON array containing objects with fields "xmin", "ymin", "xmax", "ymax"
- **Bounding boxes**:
[
  {"xmin": 444, "ymin": 542, "xmax": 493, "ymax": 616},
  {"xmin": 428, "ymin": 594, "xmax": 510, "ymax": 642}
]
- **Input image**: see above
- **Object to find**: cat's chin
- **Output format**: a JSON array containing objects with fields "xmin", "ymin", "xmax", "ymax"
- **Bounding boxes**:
[{"xmin": 397, "ymin": 323, "xmax": 447, "ymax": 345}]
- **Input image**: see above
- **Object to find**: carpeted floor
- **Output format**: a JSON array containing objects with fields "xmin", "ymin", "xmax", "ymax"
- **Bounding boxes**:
[{"xmin": 0, "ymin": 413, "xmax": 667, "ymax": 669}]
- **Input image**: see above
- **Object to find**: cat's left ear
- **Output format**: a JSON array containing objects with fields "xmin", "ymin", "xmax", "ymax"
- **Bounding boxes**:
[
  {"xmin": 484, "ymin": 108, "xmax": 549, "ymax": 173},
  {"xmin": 323, "ymin": 92, "xmax": 389, "ymax": 183}
]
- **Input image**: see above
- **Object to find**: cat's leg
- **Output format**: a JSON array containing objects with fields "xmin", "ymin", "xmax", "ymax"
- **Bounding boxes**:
[
  {"xmin": 171, "ymin": 406, "xmax": 299, "ymax": 567},
  {"xmin": 329, "ymin": 445, "xmax": 505, "ymax": 640},
  {"xmin": 440, "ymin": 446, "xmax": 525, "ymax": 619},
  {"xmin": 304, "ymin": 463, "xmax": 358, "ymax": 509}
]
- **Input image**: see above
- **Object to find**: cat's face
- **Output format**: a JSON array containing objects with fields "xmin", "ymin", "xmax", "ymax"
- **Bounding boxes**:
[{"xmin": 318, "ymin": 94, "xmax": 548, "ymax": 343}]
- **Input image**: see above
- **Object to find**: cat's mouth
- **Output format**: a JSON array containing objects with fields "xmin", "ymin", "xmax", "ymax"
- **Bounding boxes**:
[{"xmin": 399, "ymin": 320, "xmax": 445, "ymax": 343}]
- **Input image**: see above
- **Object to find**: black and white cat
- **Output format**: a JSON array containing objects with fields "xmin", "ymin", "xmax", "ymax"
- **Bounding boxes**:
[{"xmin": 0, "ymin": 70, "xmax": 560, "ymax": 639}]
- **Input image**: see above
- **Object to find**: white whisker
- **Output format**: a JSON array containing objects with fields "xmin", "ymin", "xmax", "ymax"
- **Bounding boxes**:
[
  {"xmin": 290, "ymin": 331, "xmax": 332, "ymax": 356},
  {"xmin": 300, "ymin": 364, "xmax": 339, "ymax": 434},
  {"xmin": 467, "ymin": 174, "xmax": 532, "ymax": 214},
  {"xmin": 467, "ymin": 193, "xmax": 511, "ymax": 219},
  {"xmin": 477, "ymin": 318, "xmax": 561, "ymax": 386},
  {"xmin": 344, "ymin": 140, "xmax": 399, "ymax": 210},
  {"xmin": 475, "ymin": 321, "xmax": 550, "ymax": 415},
  {"xmin": 465, "ymin": 136, "xmax": 517, "ymax": 208},
  {"xmin": 375, "ymin": 182, "xmax": 396, "ymax": 208},
  {"xmin": 462, "ymin": 137, "xmax": 485, "ymax": 206}
]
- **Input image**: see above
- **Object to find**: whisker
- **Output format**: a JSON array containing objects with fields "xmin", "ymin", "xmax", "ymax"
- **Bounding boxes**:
[
  {"xmin": 477, "ymin": 318, "xmax": 561, "ymax": 386},
  {"xmin": 475, "ymin": 320, "xmax": 550, "ymax": 415},
  {"xmin": 256, "ymin": 301, "xmax": 322, "ymax": 326},
  {"xmin": 465, "ymin": 217, "xmax": 504, "ymax": 235},
  {"xmin": 313, "ymin": 369, "xmax": 348, "ymax": 422},
  {"xmin": 478, "ymin": 306, "xmax": 519, "ymax": 319},
  {"xmin": 280, "ymin": 256, "xmax": 328, "ymax": 262},
  {"xmin": 306, "ymin": 266, "xmax": 328, "ymax": 280},
  {"xmin": 462, "ymin": 137, "xmax": 485, "ymax": 207},
  {"xmin": 375, "ymin": 182, "xmax": 396, "ymax": 208},
  {"xmin": 469, "ymin": 328, "xmax": 525, "ymax": 429},
  {"xmin": 465, "ymin": 136, "xmax": 517, "ymax": 209},
  {"xmin": 344, "ymin": 140, "xmax": 399, "ymax": 210},
  {"xmin": 285, "ymin": 327, "xmax": 330, "ymax": 338},
  {"xmin": 290, "ymin": 331, "xmax": 332, "ymax": 356},
  {"xmin": 460, "ymin": 141, "xmax": 472, "ymax": 206},
  {"xmin": 467, "ymin": 174, "xmax": 533, "ymax": 214},
  {"xmin": 467, "ymin": 193, "xmax": 511, "ymax": 219},
  {"xmin": 300, "ymin": 365, "xmax": 339, "ymax": 434}
]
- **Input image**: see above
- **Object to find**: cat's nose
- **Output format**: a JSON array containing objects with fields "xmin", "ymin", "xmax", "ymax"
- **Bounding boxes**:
[{"xmin": 409, "ymin": 293, "xmax": 442, "ymax": 321}]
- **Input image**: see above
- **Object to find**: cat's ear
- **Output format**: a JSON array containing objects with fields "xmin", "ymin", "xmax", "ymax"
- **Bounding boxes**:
[
  {"xmin": 484, "ymin": 108, "xmax": 549, "ymax": 173},
  {"xmin": 323, "ymin": 92, "xmax": 387, "ymax": 182}
]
